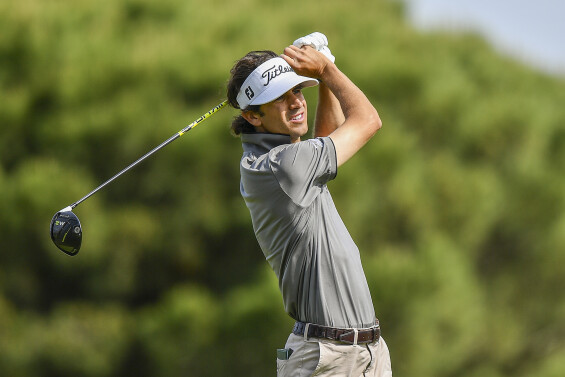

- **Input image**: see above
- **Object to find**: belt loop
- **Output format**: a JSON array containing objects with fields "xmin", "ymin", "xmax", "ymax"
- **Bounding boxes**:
[
  {"xmin": 353, "ymin": 328, "xmax": 359, "ymax": 346},
  {"xmin": 304, "ymin": 323, "xmax": 310, "ymax": 341}
]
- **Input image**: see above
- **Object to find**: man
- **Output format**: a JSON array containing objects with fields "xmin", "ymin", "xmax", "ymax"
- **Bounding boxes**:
[{"xmin": 226, "ymin": 33, "xmax": 392, "ymax": 377}]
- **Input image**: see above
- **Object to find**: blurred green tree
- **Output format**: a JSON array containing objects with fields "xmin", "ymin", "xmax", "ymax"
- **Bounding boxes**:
[{"xmin": 1, "ymin": 0, "xmax": 564, "ymax": 376}]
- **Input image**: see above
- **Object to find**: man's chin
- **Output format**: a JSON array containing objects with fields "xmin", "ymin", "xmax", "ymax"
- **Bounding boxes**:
[{"xmin": 292, "ymin": 124, "xmax": 309, "ymax": 136}]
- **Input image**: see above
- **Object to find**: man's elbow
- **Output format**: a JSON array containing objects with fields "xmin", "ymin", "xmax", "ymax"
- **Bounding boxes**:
[{"xmin": 368, "ymin": 111, "xmax": 382, "ymax": 136}]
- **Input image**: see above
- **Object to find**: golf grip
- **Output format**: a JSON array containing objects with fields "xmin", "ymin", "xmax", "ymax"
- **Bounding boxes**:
[{"xmin": 70, "ymin": 100, "xmax": 228, "ymax": 209}]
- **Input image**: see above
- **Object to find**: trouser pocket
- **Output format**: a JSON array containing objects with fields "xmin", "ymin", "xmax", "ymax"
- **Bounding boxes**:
[
  {"xmin": 312, "ymin": 341, "xmax": 371, "ymax": 376},
  {"xmin": 276, "ymin": 348, "xmax": 293, "ymax": 375},
  {"xmin": 364, "ymin": 337, "xmax": 392, "ymax": 377},
  {"xmin": 277, "ymin": 333, "xmax": 321, "ymax": 377}
]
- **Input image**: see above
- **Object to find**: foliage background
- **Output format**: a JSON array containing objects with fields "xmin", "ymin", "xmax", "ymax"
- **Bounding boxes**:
[{"xmin": 1, "ymin": 0, "xmax": 564, "ymax": 376}]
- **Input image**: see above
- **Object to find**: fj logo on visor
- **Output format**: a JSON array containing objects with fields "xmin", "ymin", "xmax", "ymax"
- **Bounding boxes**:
[{"xmin": 245, "ymin": 86, "xmax": 255, "ymax": 100}]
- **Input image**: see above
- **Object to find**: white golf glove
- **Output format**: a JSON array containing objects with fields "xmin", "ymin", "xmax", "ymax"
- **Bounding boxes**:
[{"xmin": 293, "ymin": 32, "xmax": 335, "ymax": 63}]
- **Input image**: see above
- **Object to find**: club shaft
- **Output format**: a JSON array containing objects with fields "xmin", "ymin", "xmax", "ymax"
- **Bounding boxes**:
[{"xmin": 70, "ymin": 100, "xmax": 228, "ymax": 209}]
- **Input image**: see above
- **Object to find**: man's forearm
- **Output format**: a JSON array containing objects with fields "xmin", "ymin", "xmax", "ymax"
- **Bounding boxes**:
[
  {"xmin": 320, "ymin": 63, "xmax": 379, "ymax": 129},
  {"xmin": 320, "ymin": 63, "xmax": 382, "ymax": 166},
  {"xmin": 313, "ymin": 81, "xmax": 345, "ymax": 138}
]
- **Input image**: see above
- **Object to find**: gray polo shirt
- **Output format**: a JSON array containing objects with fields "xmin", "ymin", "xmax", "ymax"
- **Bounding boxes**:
[{"xmin": 240, "ymin": 132, "xmax": 376, "ymax": 329}]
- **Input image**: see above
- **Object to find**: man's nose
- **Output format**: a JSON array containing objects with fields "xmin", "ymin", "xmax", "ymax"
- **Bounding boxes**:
[{"xmin": 288, "ymin": 93, "xmax": 302, "ymax": 107}]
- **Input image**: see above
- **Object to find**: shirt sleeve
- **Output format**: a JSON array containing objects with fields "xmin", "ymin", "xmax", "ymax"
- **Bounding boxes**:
[{"xmin": 268, "ymin": 136, "xmax": 337, "ymax": 206}]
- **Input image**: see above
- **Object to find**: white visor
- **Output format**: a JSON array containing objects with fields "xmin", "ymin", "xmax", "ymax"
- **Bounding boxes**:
[{"xmin": 236, "ymin": 57, "xmax": 319, "ymax": 109}]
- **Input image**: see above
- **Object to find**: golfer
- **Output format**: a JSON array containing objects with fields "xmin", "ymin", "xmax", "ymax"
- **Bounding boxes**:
[{"xmin": 227, "ymin": 33, "xmax": 392, "ymax": 377}]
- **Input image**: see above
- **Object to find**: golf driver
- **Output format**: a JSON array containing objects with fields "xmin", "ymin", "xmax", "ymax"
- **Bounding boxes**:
[{"xmin": 50, "ymin": 100, "xmax": 228, "ymax": 256}]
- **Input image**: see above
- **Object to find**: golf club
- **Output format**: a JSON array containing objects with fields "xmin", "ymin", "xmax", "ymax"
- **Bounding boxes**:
[{"xmin": 50, "ymin": 100, "xmax": 228, "ymax": 256}]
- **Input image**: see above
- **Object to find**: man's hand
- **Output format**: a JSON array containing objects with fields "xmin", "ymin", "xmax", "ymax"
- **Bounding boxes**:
[
  {"xmin": 281, "ymin": 45, "xmax": 331, "ymax": 81},
  {"xmin": 293, "ymin": 32, "xmax": 336, "ymax": 63}
]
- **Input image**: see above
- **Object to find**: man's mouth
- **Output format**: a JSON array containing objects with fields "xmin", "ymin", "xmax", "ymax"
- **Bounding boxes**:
[{"xmin": 290, "ymin": 113, "xmax": 304, "ymax": 122}]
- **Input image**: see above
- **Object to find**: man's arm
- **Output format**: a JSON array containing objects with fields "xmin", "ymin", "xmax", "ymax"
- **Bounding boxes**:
[
  {"xmin": 282, "ymin": 45, "xmax": 382, "ymax": 167},
  {"xmin": 313, "ymin": 82, "xmax": 345, "ymax": 138}
]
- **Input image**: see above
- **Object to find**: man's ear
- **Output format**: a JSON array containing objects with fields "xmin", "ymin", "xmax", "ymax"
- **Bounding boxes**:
[{"xmin": 241, "ymin": 110, "xmax": 262, "ymax": 127}]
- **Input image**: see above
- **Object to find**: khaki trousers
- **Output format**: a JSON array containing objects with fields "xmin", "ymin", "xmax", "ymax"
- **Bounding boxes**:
[{"xmin": 276, "ymin": 333, "xmax": 392, "ymax": 377}]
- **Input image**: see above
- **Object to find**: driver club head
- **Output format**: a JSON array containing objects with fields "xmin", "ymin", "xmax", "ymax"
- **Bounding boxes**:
[{"xmin": 50, "ymin": 208, "xmax": 82, "ymax": 256}]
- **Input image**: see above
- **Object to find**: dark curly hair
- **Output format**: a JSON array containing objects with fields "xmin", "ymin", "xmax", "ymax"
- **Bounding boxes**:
[{"xmin": 226, "ymin": 50, "xmax": 278, "ymax": 135}]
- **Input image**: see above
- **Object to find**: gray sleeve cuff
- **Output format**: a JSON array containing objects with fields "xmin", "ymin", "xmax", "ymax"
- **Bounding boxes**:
[{"xmin": 319, "ymin": 136, "xmax": 338, "ymax": 181}]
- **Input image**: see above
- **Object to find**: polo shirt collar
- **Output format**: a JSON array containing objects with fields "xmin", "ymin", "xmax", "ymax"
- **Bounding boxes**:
[{"xmin": 241, "ymin": 133, "xmax": 291, "ymax": 153}]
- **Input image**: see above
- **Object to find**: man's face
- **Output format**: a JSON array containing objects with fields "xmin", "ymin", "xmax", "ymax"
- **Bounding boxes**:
[{"xmin": 254, "ymin": 85, "xmax": 308, "ymax": 143}]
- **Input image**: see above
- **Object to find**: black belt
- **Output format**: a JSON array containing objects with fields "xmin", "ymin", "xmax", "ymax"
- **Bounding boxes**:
[{"xmin": 293, "ymin": 320, "xmax": 380, "ymax": 345}]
